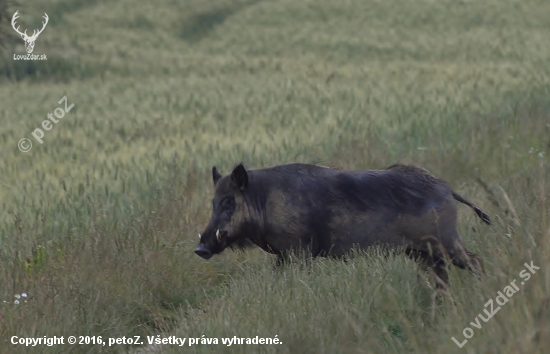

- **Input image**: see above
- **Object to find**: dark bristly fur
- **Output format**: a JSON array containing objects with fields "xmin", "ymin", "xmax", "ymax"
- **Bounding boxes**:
[{"xmin": 195, "ymin": 163, "xmax": 491, "ymax": 289}]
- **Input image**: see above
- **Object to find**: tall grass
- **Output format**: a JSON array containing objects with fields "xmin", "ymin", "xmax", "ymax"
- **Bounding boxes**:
[{"xmin": 0, "ymin": 0, "xmax": 549, "ymax": 353}]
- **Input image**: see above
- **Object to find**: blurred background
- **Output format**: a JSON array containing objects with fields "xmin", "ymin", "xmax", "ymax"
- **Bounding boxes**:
[{"xmin": 0, "ymin": 0, "xmax": 549, "ymax": 353}]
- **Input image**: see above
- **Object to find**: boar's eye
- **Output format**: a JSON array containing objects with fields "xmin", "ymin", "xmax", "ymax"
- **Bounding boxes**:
[
  {"xmin": 222, "ymin": 197, "xmax": 235, "ymax": 207},
  {"xmin": 221, "ymin": 197, "xmax": 236, "ymax": 216},
  {"xmin": 213, "ymin": 197, "xmax": 235, "ymax": 214}
]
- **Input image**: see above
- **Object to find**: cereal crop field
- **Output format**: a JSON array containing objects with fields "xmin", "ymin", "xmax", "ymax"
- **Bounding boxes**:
[{"xmin": 0, "ymin": 0, "xmax": 549, "ymax": 353}]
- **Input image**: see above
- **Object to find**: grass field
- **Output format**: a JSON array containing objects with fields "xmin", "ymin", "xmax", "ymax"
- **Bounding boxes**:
[{"xmin": 1, "ymin": 0, "xmax": 549, "ymax": 353}]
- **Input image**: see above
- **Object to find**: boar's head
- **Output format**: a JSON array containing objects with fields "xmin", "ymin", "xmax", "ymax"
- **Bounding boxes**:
[{"xmin": 195, "ymin": 164, "xmax": 253, "ymax": 259}]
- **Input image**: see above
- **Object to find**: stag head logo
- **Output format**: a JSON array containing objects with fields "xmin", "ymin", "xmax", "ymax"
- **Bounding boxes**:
[{"xmin": 11, "ymin": 11, "xmax": 49, "ymax": 54}]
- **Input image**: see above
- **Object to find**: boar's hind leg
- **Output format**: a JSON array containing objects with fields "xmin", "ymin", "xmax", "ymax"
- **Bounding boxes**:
[
  {"xmin": 438, "ymin": 229, "xmax": 484, "ymax": 276},
  {"xmin": 405, "ymin": 248, "xmax": 449, "ymax": 290},
  {"xmin": 446, "ymin": 242, "xmax": 484, "ymax": 276}
]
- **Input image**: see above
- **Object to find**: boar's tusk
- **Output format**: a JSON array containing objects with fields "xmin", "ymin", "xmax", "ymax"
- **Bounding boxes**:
[
  {"xmin": 198, "ymin": 233, "xmax": 201, "ymax": 240},
  {"xmin": 216, "ymin": 229, "xmax": 221, "ymax": 241}
]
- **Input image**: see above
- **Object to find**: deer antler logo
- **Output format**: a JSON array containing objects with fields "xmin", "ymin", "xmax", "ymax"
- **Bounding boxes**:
[{"xmin": 11, "ymin": 11, "xmax": 49, "ymax": 54}]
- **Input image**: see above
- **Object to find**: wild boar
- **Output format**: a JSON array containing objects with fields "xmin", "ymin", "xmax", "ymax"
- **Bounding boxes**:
[{"xmin": 194, "ymin": 163, "xmax": 491, "ymax": 287}]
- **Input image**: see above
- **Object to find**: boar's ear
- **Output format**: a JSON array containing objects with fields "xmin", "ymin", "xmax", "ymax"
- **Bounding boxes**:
[
  {"xmin": 212, "ymin": 166, "xmax": 222, "ymax": 186},
  {"xmin": 231, "ymin": 163, "xmax": 248, "ymax": 191}
]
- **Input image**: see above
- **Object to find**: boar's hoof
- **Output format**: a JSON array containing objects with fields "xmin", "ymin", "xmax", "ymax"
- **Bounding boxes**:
[{"xmin": 194, "ymin": 245, "xmax": 213, "ymax": 259}]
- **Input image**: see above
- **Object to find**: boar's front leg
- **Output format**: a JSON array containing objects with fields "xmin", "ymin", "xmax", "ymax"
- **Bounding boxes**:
[
  {"xmin": 274, "ymin": 241, "xmax": 316, "ymax": 267},
  {"xmin": 275, "ymin": 252, "xmax": 291, "ymax": 267}
]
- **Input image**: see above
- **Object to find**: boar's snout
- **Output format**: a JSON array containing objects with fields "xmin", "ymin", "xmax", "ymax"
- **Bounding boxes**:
[{"xmin": 194, "ymin": 244, "xmax": 213, "ymax": 259}]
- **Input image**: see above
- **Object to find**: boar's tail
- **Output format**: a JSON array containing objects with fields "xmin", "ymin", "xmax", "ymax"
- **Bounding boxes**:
[{"xmin": 452, "ymin": 191, "xmax": 491, "ymax": 225}]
